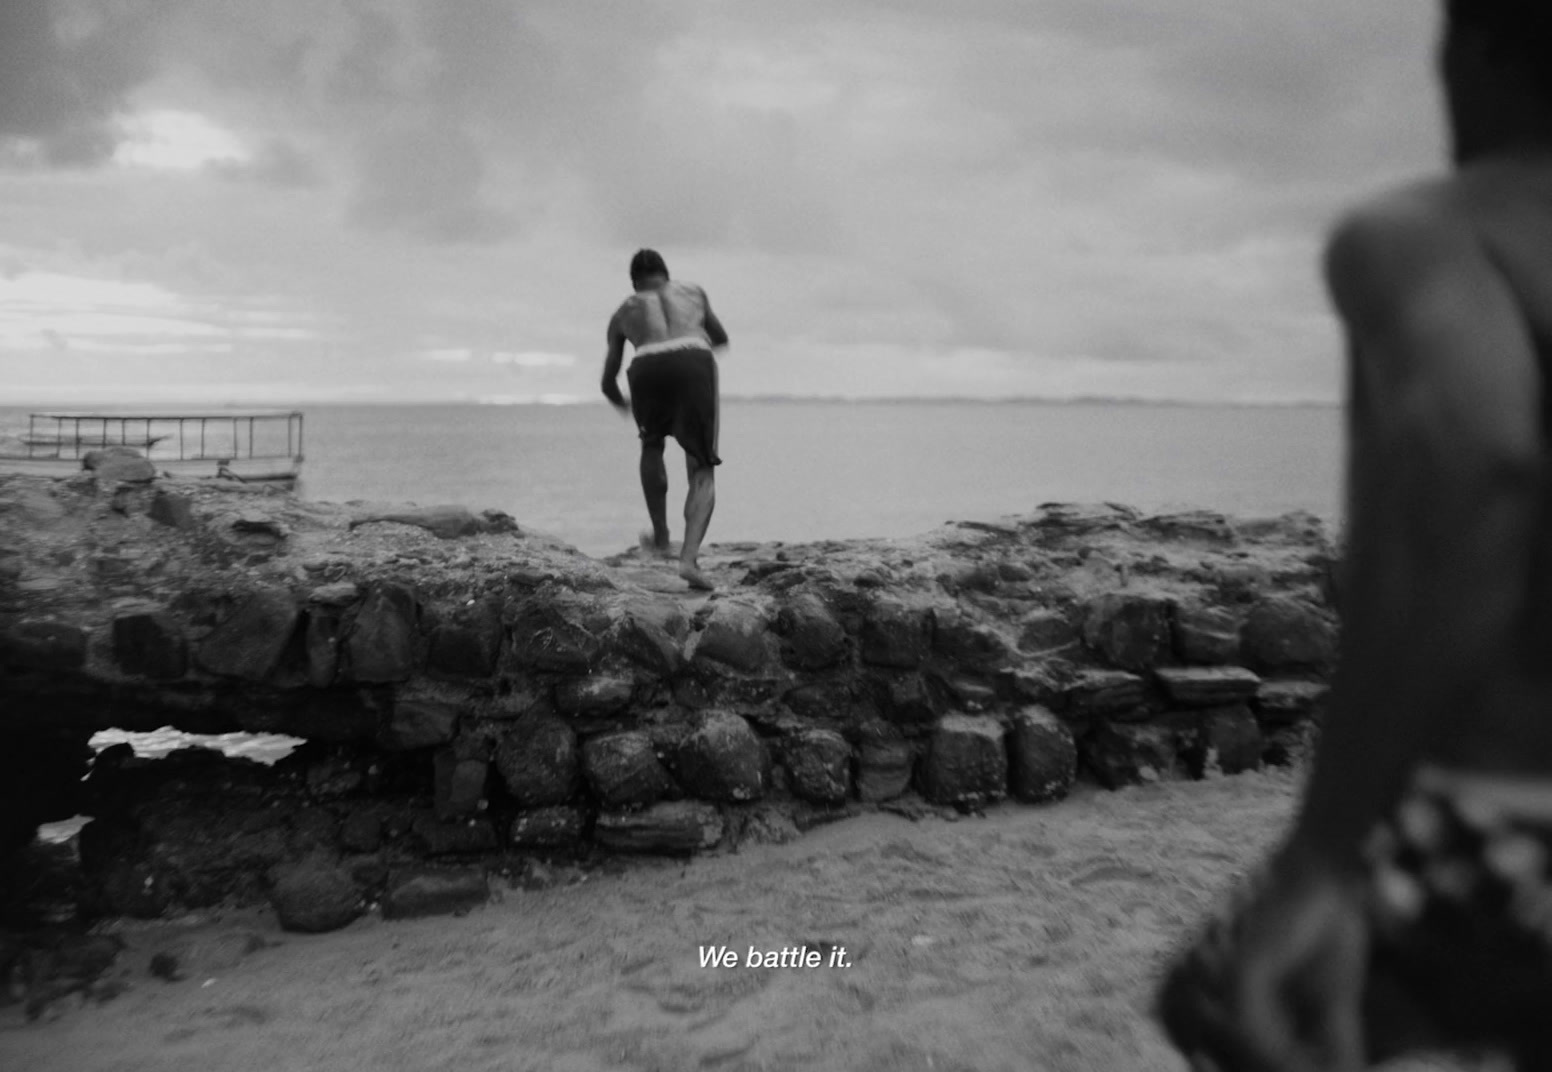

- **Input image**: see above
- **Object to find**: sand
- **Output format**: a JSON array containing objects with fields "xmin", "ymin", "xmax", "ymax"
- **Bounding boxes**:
[{"xmin": 0, "ymin": 770, "xmax": 1477, "ymax": 1072}]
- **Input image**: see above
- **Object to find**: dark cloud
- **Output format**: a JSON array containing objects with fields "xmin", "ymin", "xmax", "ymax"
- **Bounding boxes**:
[{"xmin": 346, "ymin": 121, "xmax": 515, "ymax": 244}]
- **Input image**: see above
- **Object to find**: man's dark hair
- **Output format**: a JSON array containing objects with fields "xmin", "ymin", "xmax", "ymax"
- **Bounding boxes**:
[
  {"xmin": 1446, "ymin": 0, "xmax": 1552, "ymax": 93},
  {"xmin": 630, "ymin": 249, "xmax": 669, "ymax": 286}
]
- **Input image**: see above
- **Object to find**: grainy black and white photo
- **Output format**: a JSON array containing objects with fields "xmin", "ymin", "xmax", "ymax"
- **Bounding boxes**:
[{"xmin": 4, "ymin": 2, "xmax": 1550, "ymax": 1070}]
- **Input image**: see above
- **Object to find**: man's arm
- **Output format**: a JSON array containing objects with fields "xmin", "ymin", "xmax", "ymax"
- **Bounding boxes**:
[
  {"xmin": 1292, "ymin": 201, "xmax": 1544, "ymax": 864},
  {"xmin": 601, "ymin": 312, "xmax": 630, "ymax": 414},
  {"xmin": 700, "ymin": 287, "xmax": 729, "ymax": 349}
]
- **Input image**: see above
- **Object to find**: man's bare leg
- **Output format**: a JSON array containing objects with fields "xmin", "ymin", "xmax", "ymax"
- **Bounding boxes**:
[
  {"xmin": 680, "ymin": 452, "xmax": 716, "ymax": 590},
  {"xmin": 639, "ymin": 440, "xmax": 671, "ymax": 555}
]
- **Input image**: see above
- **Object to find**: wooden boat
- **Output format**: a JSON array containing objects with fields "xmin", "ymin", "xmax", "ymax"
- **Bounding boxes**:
[{"xmin": 0, "ymin": 411, "xmax": 305, "ymax": 486}]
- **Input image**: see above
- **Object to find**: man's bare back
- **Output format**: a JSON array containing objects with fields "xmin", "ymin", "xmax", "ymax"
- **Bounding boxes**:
[{"xmin": 609, "ymin": 280, "xmax": 727, "ymax": 351}]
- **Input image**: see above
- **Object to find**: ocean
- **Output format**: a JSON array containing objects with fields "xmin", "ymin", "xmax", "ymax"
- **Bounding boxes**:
[{"xmin": 1, "ymin": 400, "xmax": 1345, "ymax": 557}]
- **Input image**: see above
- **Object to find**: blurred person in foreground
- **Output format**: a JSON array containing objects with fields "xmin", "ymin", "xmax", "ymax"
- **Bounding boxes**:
[
  {"xmin": 1157, "ymin": 2, "xmax": 1552, "ymax": 1069},
  {"xmin": 601, "ymin": 249, "xmax": 730, "ymax": 591}
]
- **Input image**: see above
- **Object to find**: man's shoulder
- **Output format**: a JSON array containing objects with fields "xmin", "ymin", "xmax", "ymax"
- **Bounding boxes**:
[{"xmin": 1324, "ymin": 178, "xmax": 1486, "ymax": 314}]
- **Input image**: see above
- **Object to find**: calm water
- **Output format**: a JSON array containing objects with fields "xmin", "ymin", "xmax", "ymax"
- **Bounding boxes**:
[
  {"xmin": 1, "ymin": 401, "xmax": 1343, "ymax": 557},
  {"xmin": 294, "ymin": 401, "xmax": 1343, "ymax": 556}
]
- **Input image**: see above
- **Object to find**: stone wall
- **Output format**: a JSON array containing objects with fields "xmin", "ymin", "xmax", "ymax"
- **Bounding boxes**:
[{"xmin": 0, "ymin": 472, "xmax": 1339, "ymax": 928}]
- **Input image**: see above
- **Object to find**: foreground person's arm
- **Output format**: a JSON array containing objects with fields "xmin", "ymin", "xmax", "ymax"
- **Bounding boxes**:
[
  {"xmin": 601, "ymin": 314, "xmax": 631, "ymax": 416},
  {"xmin": 1158, "ymin": 200, "xmax": 1545, "ymax": 1072}
]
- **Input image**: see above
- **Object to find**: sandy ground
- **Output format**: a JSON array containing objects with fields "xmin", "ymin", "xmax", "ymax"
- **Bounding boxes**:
[{"xmin": 0, "ymin": 770, "xmax": 1480, "ymax": 1072}]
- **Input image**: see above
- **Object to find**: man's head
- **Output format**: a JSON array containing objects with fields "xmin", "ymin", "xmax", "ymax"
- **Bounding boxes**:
[
  {"xmin": 630, "ymin": 249, "xmax": 669, "ymax": 289},
  {"xmin": 1440, "ymin": 0, "xmax": 1552, "ymax": 161}
]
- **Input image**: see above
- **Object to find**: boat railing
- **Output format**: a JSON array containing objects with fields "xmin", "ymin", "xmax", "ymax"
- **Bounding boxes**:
[{"xmin": 19, "ymin": 412, "xmax": 305, "ymax": 465}]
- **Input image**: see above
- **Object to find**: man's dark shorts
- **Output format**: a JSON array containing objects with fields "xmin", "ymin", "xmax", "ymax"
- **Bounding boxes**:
[{"xmin": 626, "ymin": 339, "xmax": 721, "ymax": 467}]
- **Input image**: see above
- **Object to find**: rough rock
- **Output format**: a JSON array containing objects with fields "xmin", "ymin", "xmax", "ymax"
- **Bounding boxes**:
[
  {"xmin": 269, "ymin": 857, "xmax": 363, "ymax": 934},
  {"xmin": 594, "ymin": 801, "xmax": 724, "ymax": 854},
  {"xmin": 1017, "ymin": 609, "xmax": 1078, "ymax": 655},
  {"xmin": 1154, "ymin": 666, "xmax": 1261, "ymax": 707},
  {"xmin": 349, "ymin": 505, "xmax": 519, "ymax": 540},
  {"xmin": 303, "ymin": 609, "xmax": 342, "ymax": 687},
  {"xmin": 3, "ymin": 619, "xmax": 89, "ymax": 671},
  {"xmin": 378, "ymin": 699, "xmax": 460, "ymax": 751},
  {"xmin": 1084, "ymin": 723, "xmax": 1186, "ymax": 788},
  {"xmin": 920, "ymin": 714, "xmax": 1007, "ymax": 806},
  {"xmin": 339, "ymin": 810, "xmax": 384, "ymax": 854},
  {"xmin": 581, "ymin": 730, "xmax": 675, "ymax": 808},
  {"xmin": 856, "ymin": 723, "xmax": 914, "ymax": 803},
  {"xmin": 507, "ymin": 600, "xmax": 600, "ymax": 673},
  {"xmin": 1061, "ymin": 669, "xmax": 1147, "ymax": 715},
  {"xmin": 609, "ymin": 604, "xmax": 685, "ymax": 675},
  {"xmin": 883, "ymin": 675, "xmax": 937, "ymax": 725},
  {"xmin": 860, "ymin": 599, "xmax": 932, "ymax": 669},
  {"xmin": 382, "ymin": 867, "xmax": 489, "ymax": 919},
  {"xmin": 555, "ymin": 674, "xmax": 634, "ymax": 718},
  {"xmin": 1079, "ymin": 593, "xmax": 1173, "ymax": 671},
  {"xmin": 781, "ymin": 728, "xmax": 851, "ymax": 804},
  {"xmin": 1195, "ymin": 704, "xmax": 1264, "ymax": 776},
  {"xmin": 509, "ymin": 806, "xmax": 586, "ymax": 851},
  {"xmin": 693, "ymin": 601, "xmax": 771, "ymax": 672},
  {"xmin": 148, "ymin": 489, "xmax": 196, "ymax": 529},
  {"xmin": 112, "ymin": 611, "xmax": 188, "ymax": 679},
  {"xmin": 1172, "ymin": 603, "xmax": 1242, "ymax": 664},
  {"xmin": 776, "ymin": 592, "xmax": 848, "ymax": 670},
  {"xmin": 433, "ymin": 749, "xmax": 488, "ymax": 819},
  {"xmin": 411, "ymin": 815, "xmax": 498, "ymax": 856},
  {"xmin": 196, "ymin": 588, "xmax": 300, "ymax": 681},
  {"xmin": 674, "ymin": 712, "xmax": 765, "ymax": 802},
  {"xmin": 1240, "ymin": 596, "xmax": 1337, "ymax": 672},
  {"xmin": 427, "ymin": 621, "xmax": 500, "ymax": 678},
  {"xmin": 932, "ymin": 609, "xmax": 1015, "ymax": 672},
  {"xmin": 1008, "ymin": 706, "xmax": 1077, "ymax": 803},
  {"xmin": 83, "ymin": 448, "xmax": 156, "ymax": 484},
  {"xmin": 1255, "ymin": 680, "xmax": 1331, "ymax": 725},
  {"xmin": 495, "ymin": 717, "xmax": 579, "ymax": 806},
  {"xmin": 344, "ymin": 584, "xmax": 419, "ymax": 683}
]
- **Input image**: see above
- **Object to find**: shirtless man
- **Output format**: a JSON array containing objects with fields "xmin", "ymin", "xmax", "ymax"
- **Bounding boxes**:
[
  {"xmin": 1158, "ymin": 3, "xmax": 1552, "ymax": 1069},
  {"xmin": 601, "ymin": 249, "xmax": 730, "ymax": 590}
]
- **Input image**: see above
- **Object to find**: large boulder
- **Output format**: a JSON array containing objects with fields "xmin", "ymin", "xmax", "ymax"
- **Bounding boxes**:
[
  {"xmin": 495, "ymin": 717, "xmax": 580, "ymax": 807},
  {"xmin": 693, "ymin": 601, "xmax": 772, "ymax": 673},
  {"xmin": 112, "ymin": 611, "xmax": 188, "ymax": 679},
  {"xmin": 382, "ymin": 867, "xmax": 489, "ymax": 919},
  {"xmin": 856, "ymin": 723, "xmax": 913, "ymax": 803},
  {"xmin": 594, "ymin": 801, "xmax": 723, "ymax": 854},
  {"xmin": 1254, "ymin": 680, "xmax": 1330, "ymax": 726},
  {"xmin": 1154, "ymin": 666, "xmax": 1261, "ymax": 707},
  {"xmin": 554, "ymin": 674, "xmax": 634, "ymax": 718},
  {"xmin": 1172, "ymin": 603, "xmax": 1242, "ymax": 664},
  {"xmin": 581, "ymin": 731, "xmax": 675, "ymax": 808},
  {"xmin": 1195, "ymin": 704, "xmax": 1264, "ymax": 776},
  {"xmin": 781, "ymin": 729, "xmax": 851, "ymax": 804},
  {"xmin": 1083, "ymin": 723, "xmax": 1186, "ymax": 788},
  {"xmin": 426, "ymin": 616, "xmax": 501, "ymax": 678},
  {"xmin": 433, "ymin": 749, "xmax": 489, "ymax": 819},
  {"xmin": 920, "ymin": 715, "xmax": 1007, "ymax": 806},
  {"xmin": 775, "ymin": 592, "xmax": 848, "ymax": 670},
  {"xmin": 343, "ymin": 584, "xmax": 419, "ymax": 683},
  {"xmin": 1007, "ymin": 707, "xmax": 1077, "ymax": 803},
  {"xmin": 1240, "ymin": 596, "xmax": 1337, "ymax": 672},
  {"xmin": 377, "ymin": 699, "xmax": 460, "ymax": 751},
  {"xmin": 508, "ymin": 806, "xmax": 586, "ymax": 851},
  {"xmin": 2, "ymin": 619, "xmax": 88, "ymax": 671},
  {"xmin": 1078, "ymin": 593, "xmax": 1173, "ymax": 672},
  {"xmin": 1061, "ymin": 669, "xmax": 1147, "ymax": 716},
  {"xmin": 1017, "ymin": 609, "xmax": 1079, "ymax": 656},
  {"xmin": 860, "ymin": 598, "xmax": 933, "ymax": 669},
  {"xmin": 269, "ymin": 857, "xmax": 363, "ymax": 934},
  {"xmin": 675, "ymin": 712, "xmax": 765, "ymax": 802},
  {"xmin": 196, "ymin": 588, "xmax": 300, "ymax": 681},
  {"xmin": 83, "ymin": 447, "xmax": 155, "ymax": 484}
]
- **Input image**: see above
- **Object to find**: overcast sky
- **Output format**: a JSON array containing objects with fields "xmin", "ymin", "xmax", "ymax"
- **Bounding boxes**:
[{"xmin": 1, "ymin": 1, "xmax": 1443, "ymax": 406}]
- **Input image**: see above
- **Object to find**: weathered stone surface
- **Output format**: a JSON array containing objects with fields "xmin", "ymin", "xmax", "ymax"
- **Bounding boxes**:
[
  {"xmin": 349, "ymin": 504, "xmax": 519, "ymax": 540},
  {"xmin": 427, "ymin": 622, "xmax": 499, "ymax": 678},
  {"xmin": 857, "ymin": 724, "xmax": 913, "ymax": 803},
  {"xmin": 83, "ymin": 448, "xmax": 155, "ymax": 484},
  {"xmin": 609, "ymin": 603, "xmax": 685, "ymax": 675},
  {"xmin": 932, "ymin": 610, "xmax": 1015, "ymax": 672},
  {"xmin": 1240, "ymin": 596, "xmax": 1336, "ymax": 672},
  {"xmin": 1084, "ymin": 723, "xmax": 1186, "ymax": 788},
  {"xmin": 921, "ymin": 715, "xmax": 1007, "ymax": 806},
  {"xmin": 303, "ymin": 609, "xmax": 342, "ymax": 687},
  {"xmin": 782, "ymin": 728, "xmax": 851, "ymax": 804},
  {"xmin": 308, "ymin": 582, "xmax": 361, "ymax": 607},
  {"xmin": 1079, "ymin": 593, "xmax": 1173, "ymax": 671},
  {"xmin": 148, "ymin": 489, "xmax": 196, "ymax": 529},
  {"xmin": 382, "ymin": 867, "xmax": 489, "ymax": 919},
  {"xmin": 581, "ymin": 730, "xmax": 675, "ymax": 808},
  {"xmin": 1172, "ymin": 602, "xmax": 1242, "ymax": 664},
  {"xmin": 269, "ymin": 857, "xmax": 363, "ymax": 934},
  {"xmin": 411, "ymin": 815, "xmax": 498, "ymax": 855},
  {"xmin": 1, "ymin": 619, "xmax": 88, "ymax": 671},
  {"xmin": 1196, "ymin": 704, "xmax": 1263, "ymax": 776},
  {"xmin": 344, "ymin": 584, "xmax": 419, "ymax": 683},
  {"xmin": 883, "ymin": 674, "xmax": 937, "ymax": 724},
  {"xmin": 495, "ymin": 717, "xmax": 580, "ymax": 806},
  {"xmin": 113, "ymin": 611, "xmax": 187, "ymax": 679},
  {"xmin": 1062, "ymin": 669, "xmax": 1147, "ymax": 715},
  {"xmin": 1008, "ymin": 706, "xmax": 1077, "ymax": 803},
  {"xmin": 339, "ymin": 810, "xmax": 383, "ymax": 854},
  {"xmin": 196, "ymin": 588, "xmax": 300, "ymax": 681},
  {"xmin": 776, "ymin": 593, "xmax": 848, "ymax": 670},
  {"xmin": 509, "ymin": 806, "xmax": 586, "ymax": 850},
  {"xmin": 860, "ymin": 599, "xmax": 932, "ymax": 669},
  {"xmin": 1140, "ymin": 511, "xmax": 1237, "ymax": 545},
  {"xmin": 377, "ymin": 699, "xmax": 460, "ymax": 751},
  {"xmin": 508, "ymin": 600, "xmax": 601, "ymax": 673},
  {"xmin": 554, "ymin": 673, "xmax": 634, "ymax": 717},
  {"xmin": 675, "ymin": 712, "xmax": 765, "ymax": 802},
  {"xmin": 594, "ymin": 801, "xmax": 723, "ymax": 854},
  {"xmin": 433, "ymin": 749, "xmax": 488, "ymax": 819},
  {"xmin": 693, "ymin": 601, "xmax": 771, "ymax": 672},
  {"xmin": 1154, "ymin": 666, "xmax": 1261, "ymax": 707},
  {"xmin": 1255, "ymin": 680, "xmax": 1330, "ymax": 725},
  {"xmin": 1264, "ymin": 721, "xmax": 1320, "ymax": 767},
  {"xmin": 1017, "ymin": 609, "xmax": 1078, "ymax": 655}
]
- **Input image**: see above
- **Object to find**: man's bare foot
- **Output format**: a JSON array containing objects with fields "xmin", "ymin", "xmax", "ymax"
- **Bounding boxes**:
[
  {"xmin": 638, "ymin": 531, "xmax": 676, "ymax": 559},
  {"xmin": 679, "ymin": 563, "xmax": 715, "ymax": 591}
]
